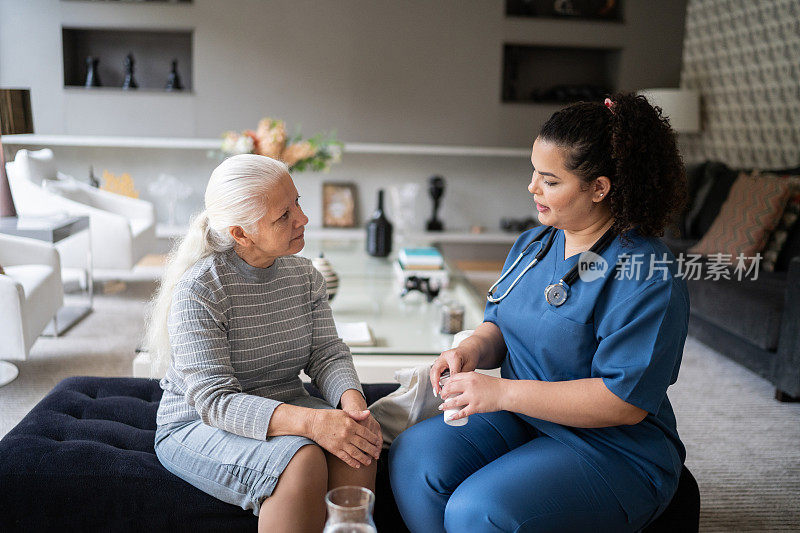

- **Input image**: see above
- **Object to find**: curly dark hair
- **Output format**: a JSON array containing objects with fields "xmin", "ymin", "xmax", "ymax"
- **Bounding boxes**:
[{"xmin": 538, "ymin": 91, "xmax": 687, "ymax": 239}]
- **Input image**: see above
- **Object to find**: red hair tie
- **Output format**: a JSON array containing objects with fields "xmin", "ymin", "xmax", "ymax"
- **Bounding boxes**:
[{"xmin": 604, "ymin": 98, "xmax": 614, "ymax": 112}]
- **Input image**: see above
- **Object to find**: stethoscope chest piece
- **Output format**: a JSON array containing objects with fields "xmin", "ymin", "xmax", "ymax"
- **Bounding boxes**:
[
  {"xmin": 487, "ymin": 224, "xmax": 616, "ymax": 307},
  {"xmin": 544, "ymin": 282, "xmax": 569, "ymax": 307}
]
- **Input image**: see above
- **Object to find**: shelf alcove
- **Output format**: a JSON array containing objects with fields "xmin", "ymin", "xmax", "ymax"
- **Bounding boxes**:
[
  {"xmin": 62, "ymin": 27, "xmax": 193, "ymax": 92},
  {"xmin": 502, "ymin": 43, "xmax": 621, "ymax": 104}
]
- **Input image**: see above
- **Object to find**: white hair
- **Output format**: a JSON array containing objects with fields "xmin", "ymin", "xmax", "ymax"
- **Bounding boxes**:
[{"xmin": 145, "ymin": 154, "xmax": 289, "ymax": 377}]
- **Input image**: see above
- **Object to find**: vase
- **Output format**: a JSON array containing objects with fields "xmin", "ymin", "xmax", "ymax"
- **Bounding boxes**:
[
  {"xmin": 366, "ymin": 189, "xmax": 392, "ymax": 257},
  {"xmin": 311, "ymin": 254, "xmax": 339, "ymax": 302}
]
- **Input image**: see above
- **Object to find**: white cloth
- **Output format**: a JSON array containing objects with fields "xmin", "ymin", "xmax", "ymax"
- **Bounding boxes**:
[{"xmin": 368, "ymin": 364, "xmax": 443, "ymax": 448}]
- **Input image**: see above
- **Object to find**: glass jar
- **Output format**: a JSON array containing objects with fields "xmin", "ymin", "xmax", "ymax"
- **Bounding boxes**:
[
  {"xmin": 440, "ymin": 301, "xmax": 465, "ymax": 334},
  {"xmin": 323, "ymin": 486, "xmax": 377, "ymax": 533}
]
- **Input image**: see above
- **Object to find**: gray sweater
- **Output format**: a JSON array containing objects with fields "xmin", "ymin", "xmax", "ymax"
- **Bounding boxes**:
[{"xmin": 156, "ymin": 249, "xmax": 364, "ymax": 440}]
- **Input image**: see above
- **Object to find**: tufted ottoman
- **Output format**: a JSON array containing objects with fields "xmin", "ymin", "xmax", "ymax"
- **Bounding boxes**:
[
  {"xmin": 0, "ymin": 376, "xmax": 699, "ymax": 532},
  {"xmin": 0, "ymin": 376, "xmax": 404, "ymax": 532}
]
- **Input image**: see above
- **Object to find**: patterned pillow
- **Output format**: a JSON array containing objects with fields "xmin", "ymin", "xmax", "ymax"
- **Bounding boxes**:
[
  {"xmin": 763, "ymin": 180, "xmax": 800, "ymax": 272},
  {"xmin": 689, "ymin": 171, "xmax": 795, "ymax": 260}
]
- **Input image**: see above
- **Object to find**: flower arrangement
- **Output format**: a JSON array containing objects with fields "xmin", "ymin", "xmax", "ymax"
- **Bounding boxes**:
[{"xmin": 220, "ymin": 118, "xmax": 342, "ymax": 172}]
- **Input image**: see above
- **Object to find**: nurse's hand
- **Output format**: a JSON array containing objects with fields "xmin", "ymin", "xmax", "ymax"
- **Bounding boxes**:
[
  {"xmin": 437, "ymin": 371, "xmax": 505, "ymax": 421},
  {"xmin": 430, "ymin": 346, "xmax": 479, "ymax": 397}
]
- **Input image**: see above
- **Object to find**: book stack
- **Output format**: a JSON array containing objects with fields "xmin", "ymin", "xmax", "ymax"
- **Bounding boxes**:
[
  {"xmin": 395, "ymin": 247, "xmax": 449, "ymax": 287},
  {"xmin": 398, "ymin": 247, "xmax": 444, "ymax": 270}
]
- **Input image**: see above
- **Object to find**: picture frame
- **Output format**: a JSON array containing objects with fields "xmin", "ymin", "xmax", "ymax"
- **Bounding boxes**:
[{"xmin": 322, "ymin": 182, "xmax": 358, "ymax": 228}]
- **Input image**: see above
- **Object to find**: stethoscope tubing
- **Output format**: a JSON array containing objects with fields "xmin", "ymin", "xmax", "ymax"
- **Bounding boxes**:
[
  {"xmin": 486, "ymin": 225, "xmax": 617, "ymax": 306},
  {"xmin": 486, "ymin": 226, "xmax": 555, "ymax": 303}
]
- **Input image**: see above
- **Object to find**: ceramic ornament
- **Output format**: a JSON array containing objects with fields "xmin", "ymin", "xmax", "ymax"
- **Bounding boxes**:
[{"xmin": 311, "ymin": 254, "xmax": 339, "ymax": 302}]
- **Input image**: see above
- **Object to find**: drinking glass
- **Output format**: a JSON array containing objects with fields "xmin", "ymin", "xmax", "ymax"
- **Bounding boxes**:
[{"xmin": 323, "ymin": 486, "xmax": 377, "ymax": 533}]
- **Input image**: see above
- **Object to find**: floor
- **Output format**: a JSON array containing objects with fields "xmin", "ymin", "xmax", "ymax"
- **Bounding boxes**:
[{"xmin": 1, "ymin": 277, "xmax": 799, "ymax": 531}]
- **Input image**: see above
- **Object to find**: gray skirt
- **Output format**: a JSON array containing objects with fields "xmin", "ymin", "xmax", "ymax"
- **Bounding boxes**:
[{"xmin": 154, "ymin": 394, "xmax": 333, "ymax": 516}]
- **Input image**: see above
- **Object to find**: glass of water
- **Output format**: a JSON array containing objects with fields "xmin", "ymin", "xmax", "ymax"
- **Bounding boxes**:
[{"xmin": 323, "ymin": 486, "xmax": 377, "ymax": 533}]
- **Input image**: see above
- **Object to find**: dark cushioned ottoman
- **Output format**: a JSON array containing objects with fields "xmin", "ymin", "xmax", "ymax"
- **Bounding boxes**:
[{"xmin": 0, "ymin": 377, "xmax": 699, "ymax": 532}]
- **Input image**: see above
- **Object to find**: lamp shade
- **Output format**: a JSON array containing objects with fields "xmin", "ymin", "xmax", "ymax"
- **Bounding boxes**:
[
  {"xmin": 0, "ymin": 89, "xmax": 33, "ymax": 135},
  {"xmin": 638, "ymin": 88, "xmax": 700, "ymax": 133}
]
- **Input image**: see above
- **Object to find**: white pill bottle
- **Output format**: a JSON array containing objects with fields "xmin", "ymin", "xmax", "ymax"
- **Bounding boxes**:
[{"xmin": 438, "ymin": 370, "xmax": 468, "ymax": 427}]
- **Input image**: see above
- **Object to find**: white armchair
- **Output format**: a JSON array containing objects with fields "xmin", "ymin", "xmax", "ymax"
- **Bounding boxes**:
[
  {"xmin": 0, "ymin": 233, "xmax": 64, "ymax": 386},
  {"xmin": 6, "ymin": 149, "xmax": 157, "ymax": 272}
]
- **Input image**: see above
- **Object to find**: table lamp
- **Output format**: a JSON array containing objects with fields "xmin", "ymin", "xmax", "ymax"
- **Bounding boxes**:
[
  {"xmin": 637, "ymin": 88, "xmax": 701, "ymax": 133},
  {"xmin": 0, "ymin": 88, "xmax": 34, "ymax": 217}
]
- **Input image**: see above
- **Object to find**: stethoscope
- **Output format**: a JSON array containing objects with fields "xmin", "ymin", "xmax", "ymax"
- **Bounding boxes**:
[{"xmin": 486, "ymin": 225, "xmax": 617, "ymax": 307}]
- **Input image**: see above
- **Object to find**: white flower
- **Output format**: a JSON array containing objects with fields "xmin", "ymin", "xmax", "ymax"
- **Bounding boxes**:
[
  {"xmin": 234, "ymin": 135, "xmax": 254, "ymax": 155},
  {"xmin": 221, "ymin": 132, "xmax": 254, "ymax": 155}
]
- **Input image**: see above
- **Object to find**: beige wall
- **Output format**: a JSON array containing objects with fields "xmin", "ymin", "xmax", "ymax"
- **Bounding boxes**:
[
  {"xmin": 0, "ymin": 0, "xmax": 689, "ymax": 229},
  {"xmin": 1, "ymin": 0, "xmax": 687, "ymax": 145}
]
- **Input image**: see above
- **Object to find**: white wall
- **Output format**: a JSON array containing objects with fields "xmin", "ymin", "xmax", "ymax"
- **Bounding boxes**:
[{"xmin": 0, "ymin": 0, "xmax": 687, "ymax": 229}]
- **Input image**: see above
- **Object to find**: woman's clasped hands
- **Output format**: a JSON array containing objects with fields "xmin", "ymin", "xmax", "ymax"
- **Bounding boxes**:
[{"xmin": 309, "ymin": 409, "xmax": 382, "ymax": 469}]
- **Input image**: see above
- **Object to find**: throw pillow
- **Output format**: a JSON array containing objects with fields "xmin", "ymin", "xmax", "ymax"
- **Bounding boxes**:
[
  {"xmin": 687, "ymin": 162, "xmax": 739, "ymax": 239},
  {"xmin": 0, "ymin": 264, "xmax": 4, "ymax": 275},
  {"xmin": 763, "ymin": 180, "xmax": 800, "ymax": 272},
  {"xmin": 689, "ymin": 171, "xmax": 795, "ymax": 260}
]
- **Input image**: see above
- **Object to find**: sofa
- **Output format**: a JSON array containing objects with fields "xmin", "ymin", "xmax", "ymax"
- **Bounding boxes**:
[
  {"xmin": 663, "ymin": 161, "xmax": 800, "ymax": 401},
  {"xmin": 6, "ymin": 149, "xmax": 157, "ymax": 272},
  {"xmin": 0, "ymin": 376, "xmax": 701, "ymax": 532},
  {"xmin": 0, "ymin": 234, "xmax": 64, "ymax": 386}
]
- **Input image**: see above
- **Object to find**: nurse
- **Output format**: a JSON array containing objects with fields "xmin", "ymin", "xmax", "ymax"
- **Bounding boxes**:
[{"xmin": 389, "ymin": 92, "xmax": 690, "ymax": 532}]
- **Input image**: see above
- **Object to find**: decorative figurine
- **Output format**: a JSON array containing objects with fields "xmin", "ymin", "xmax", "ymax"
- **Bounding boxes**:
[
  {"xmin": 426, "ymin": 175, "xmax": 445, "ymax": 231},
  {"xmin": 147, "ymin": 173, "xmax": 193, "ymax": 227},
  {"xmin": 84, "ymin": 57, "xmax": 102, "ymax": 88},
  {"xmin": 165, "ymin": 59, "xmax": 184, "ymax": 91},
  {"xmin": 88, "ymin": 165, "xmax": 100, "ymax": 188},
  {"xmin": 400, "ymin": 276, "xmax": 441, "ymax": 303},
  {"xmin": 122, "ymin": 53, "xmax": 138, "ymax": 90}
]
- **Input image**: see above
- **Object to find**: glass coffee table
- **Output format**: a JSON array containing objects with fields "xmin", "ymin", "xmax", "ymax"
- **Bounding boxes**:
[
  {"xmin": 132, "ymin": 239, "xmax": 488, "ymax": 382},
  {"xmin": 300, "ymin": 239, "xmax": 486, "ymax": 382}
]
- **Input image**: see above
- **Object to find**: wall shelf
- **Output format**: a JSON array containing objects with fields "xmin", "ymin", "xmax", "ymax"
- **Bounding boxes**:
[
  {"xmin": 63, "ymin": 87, "xmax": 194, "ymax": 95},
  {"xmin": 156, "ymin": 224, "xmax": 520, "ymax": 244},
  {"xmin": 2, "ymin": 135, "xmax": 531, "ymax": 158}
]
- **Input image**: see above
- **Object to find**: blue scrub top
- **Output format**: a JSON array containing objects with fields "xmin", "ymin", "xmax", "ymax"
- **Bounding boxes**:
[{"xmin": 484, "ymin": 226, "xmax": 690, "ymax": 521}]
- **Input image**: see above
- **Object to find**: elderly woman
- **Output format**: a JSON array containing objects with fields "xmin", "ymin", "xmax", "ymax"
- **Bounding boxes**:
[
  {"xmin": 390, "ymin": 93, "xmax": 690, "ymax": 532},
  {"xmin": 147, "ymin": 154, "xmax": 381, "ymax": 533}
]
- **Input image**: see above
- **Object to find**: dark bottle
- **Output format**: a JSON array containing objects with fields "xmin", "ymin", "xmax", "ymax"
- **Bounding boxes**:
[
  {"xmin": 165, "ymin": 59, "xmax": 184, "ymax": 91},
  {"xmin": 366, "ymin": 189, "xmax": 393, "ymax": 257}
]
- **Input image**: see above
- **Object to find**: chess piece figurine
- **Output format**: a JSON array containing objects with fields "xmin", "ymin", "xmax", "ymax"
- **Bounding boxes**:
[
  {"xmin": 85, "ymin": 57, "xmax": 102, "ymax": 88},
  {"xmin": 426, "ymin": 175, "xmax": 445, "ymax": 231},
  {"xmin": 122, "ymin": 53, "xmax": 138, "ymax": 89},
  {"xmin": 165, "ymin": 59, "xmax": 184, "ymax": 91}
]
